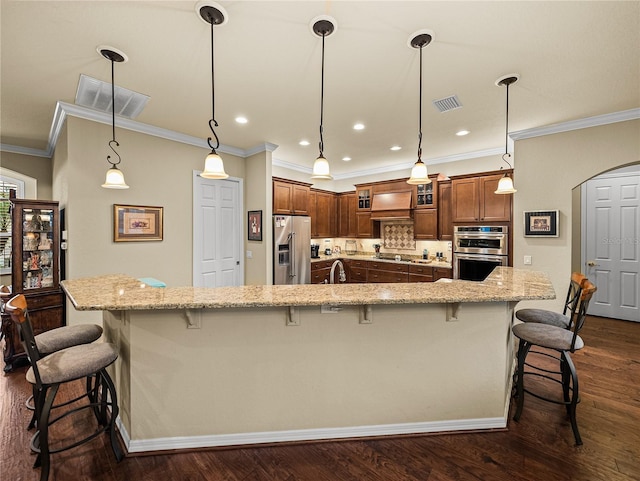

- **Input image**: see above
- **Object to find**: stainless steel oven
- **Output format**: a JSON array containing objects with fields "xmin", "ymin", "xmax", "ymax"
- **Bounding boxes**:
[{"xmin": 453, "ymin": 226, "xmax": 509, "ymax": 280}]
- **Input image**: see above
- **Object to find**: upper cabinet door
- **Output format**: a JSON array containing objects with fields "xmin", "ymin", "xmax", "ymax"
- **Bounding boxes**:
[
  {"xmin": 452, "ymin": 177, "xmax": 480, "ymax": 222},
  {"xmin": 479, "ymin": 174, "xmax": 512, "ymax": 222},
  {"xmin": 273, "ymin": 178, "xmax": 311, "ymax": 215}
]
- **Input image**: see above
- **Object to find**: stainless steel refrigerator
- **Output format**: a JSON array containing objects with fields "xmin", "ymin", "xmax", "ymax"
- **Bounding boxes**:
[{"xmin": 273, "ymin": 215, "xmax": 311, "ymax": 284}]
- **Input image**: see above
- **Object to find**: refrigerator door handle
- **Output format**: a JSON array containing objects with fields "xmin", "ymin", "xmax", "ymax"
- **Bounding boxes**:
[{"xmin": 290, "ymin": 232, "xmax": 296, "ymax": 279}]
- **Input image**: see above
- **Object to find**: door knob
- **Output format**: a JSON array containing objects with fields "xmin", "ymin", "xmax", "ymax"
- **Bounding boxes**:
[{"xmin": 586, "ymin": 260, "xmax": 598, "ymax": 267}]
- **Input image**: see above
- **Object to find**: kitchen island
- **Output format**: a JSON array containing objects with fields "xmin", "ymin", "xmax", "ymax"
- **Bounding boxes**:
[{"xmin": 61, "ymin": 267, "xmax": 554, "ymax": 454}]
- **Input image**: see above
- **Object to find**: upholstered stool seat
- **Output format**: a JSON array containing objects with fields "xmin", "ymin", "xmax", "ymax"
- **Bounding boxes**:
[
  {"xmin": 26, "ymin": 342, "xmax": 118, "ymax": 385},
  {"xmin": 35, "ymin": 324, "xmax": 103, "ymax": 355},
  {"xmin": 512, "ymin": 323, "xmax": 584, "ymax": 351},
  {"xmin": 514, "ymin": 309, "xmax": 571, "ymax": 329}
]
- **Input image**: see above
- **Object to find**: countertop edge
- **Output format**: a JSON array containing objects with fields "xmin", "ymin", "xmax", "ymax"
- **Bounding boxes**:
[{"xmin": 61, "ymin": 268, "xmax": 555, "ymax": 311}]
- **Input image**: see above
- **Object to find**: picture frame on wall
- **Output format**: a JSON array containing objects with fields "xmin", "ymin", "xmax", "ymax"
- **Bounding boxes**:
[
  {"xmin": 114, "ymin": 204, "xmax": 163, "ymax": 242},
  {"xmin": 248, "ymin": 210, "xmax": 262, "ymax": 241},
  {"xmin": 524, "ymin": 210, "xmax": 559, "ymax": 237}
]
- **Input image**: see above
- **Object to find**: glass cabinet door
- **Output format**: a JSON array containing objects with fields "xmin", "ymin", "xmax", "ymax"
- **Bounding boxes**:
[{"xmin": 21, "ymin": 207, "xmax": 55, "ymax": 289}]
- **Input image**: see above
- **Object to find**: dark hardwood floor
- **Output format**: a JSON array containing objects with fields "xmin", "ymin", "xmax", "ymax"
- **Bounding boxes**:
[{"xmin": 2, "ymin": 315, "xmax": 638, "ymax": 481}]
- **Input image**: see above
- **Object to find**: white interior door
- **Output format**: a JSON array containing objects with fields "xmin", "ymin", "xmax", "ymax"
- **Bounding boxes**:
[
  {"xmin": 193, "ymin": 173, "xmax": 243, "ymax": 287},
  {"xmin": 582, "ymin": 168, "xmax": 639, "ymax": 321}
]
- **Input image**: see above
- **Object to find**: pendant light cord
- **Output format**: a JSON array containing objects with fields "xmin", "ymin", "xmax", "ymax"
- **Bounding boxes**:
[
  {"xmin": 417, "ymin": 44, "xmax": 423, "ymax": 163},
  {"xmin": 318, "ymin": 33, "xmax": 326, "ymax": 158},
  {"xmin": 107, "ymin": 57, "xmax": 121, "ymax": 167},
  {"xmin": 208, "ymin": 18, "xmax": 220, "ymax": 153},
  {"xmin": 502, "ymin": 81, "xmax": 513, "ymax": 168}
]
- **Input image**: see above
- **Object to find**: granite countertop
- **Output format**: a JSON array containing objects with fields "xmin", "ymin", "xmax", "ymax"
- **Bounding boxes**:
[
  {"xmin": 312, "ymin": 253, "xmax": 452, "ymax": 269},
  {"xmin": 61, "ymin": 267, "xmax": 554, "ymax": 311}
]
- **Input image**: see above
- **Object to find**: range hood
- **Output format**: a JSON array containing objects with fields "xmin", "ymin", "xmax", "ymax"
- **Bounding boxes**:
[{"xmin": 370, "ymin": 191, "xmax": 413, "ymax": 219}]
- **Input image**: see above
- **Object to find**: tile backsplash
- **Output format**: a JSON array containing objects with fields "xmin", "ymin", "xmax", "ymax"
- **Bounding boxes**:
[
  {"xmin": 313, "ymin": 223, "xmax": 453, "ymax": 262},
  {"xmin": 382, "ymin": 223, "xmax": 415, "ymax": 250}
]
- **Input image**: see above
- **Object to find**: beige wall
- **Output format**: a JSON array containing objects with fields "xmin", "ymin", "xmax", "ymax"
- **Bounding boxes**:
[
  {"xmin": 513, "ymin": 119, "xmax": 640, "ymax": 311},
  {"xmin": 244, "ymin": 149, "xmax": 272, "ymax": 285},
  {"xmin": 56, "ymin": 117, "xmax": 246, "ymax": 325},
  {"xmin": 0, "ymin": 151, "xmax": 53, "ymax": 200}
]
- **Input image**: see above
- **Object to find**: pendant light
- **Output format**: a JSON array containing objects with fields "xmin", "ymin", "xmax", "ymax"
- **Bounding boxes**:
[
  {"xmin": 198, "ymin": 2, "xmax": 229, "ymax": 179},
  {"xmin": 99, "ymin": 47, "xmax": 129, "ymax": 189},
  {"xmin": 407, "ymin": 31, "xmax": 433, "ymax": 186},
  {"xmin": 494, "ymin": 74, "xmax": 519, "ymax": 194},
  {"xmin": 310, "ymin": 16, "xmax": 336, "ymax": 180}
]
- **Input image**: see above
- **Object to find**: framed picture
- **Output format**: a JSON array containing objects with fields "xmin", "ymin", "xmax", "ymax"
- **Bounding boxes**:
[
  {"xmin": 524, "ymin": 210, "xmax": 559, "ymax": 237},
  {"xmin": 248, "ymin": 210, "xmax": 262, "ymax": 241},
  {"xmin": 114, "ymin": 204, "xmax": 163, "ymax": 242}
]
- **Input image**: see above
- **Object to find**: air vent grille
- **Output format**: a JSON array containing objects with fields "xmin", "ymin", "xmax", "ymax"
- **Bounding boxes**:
[
  {"xmin": 75, "ymin": 74, "xmax": 149, "ymax": 119},
  {"xmin": 432, "ymin": 95, "xmax": 462, "ymax": 113}
]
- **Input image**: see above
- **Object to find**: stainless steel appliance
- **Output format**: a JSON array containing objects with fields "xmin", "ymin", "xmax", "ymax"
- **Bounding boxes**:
[
  {"xmin": 311, "ymin": 244, "xmax": 320, "ymax": 259},
  {"xmin": 453, "ymin": 226, "xmax": 509, "ymax": 281},
  {"xmin": 273, "ymin": 216, "xmax": 311, "ymax": 284}
]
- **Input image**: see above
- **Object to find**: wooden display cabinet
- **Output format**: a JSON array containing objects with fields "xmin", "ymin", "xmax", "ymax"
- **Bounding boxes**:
[{"xmin": 2, "ymin": 199, "xmax": 64, "ymax": 372}]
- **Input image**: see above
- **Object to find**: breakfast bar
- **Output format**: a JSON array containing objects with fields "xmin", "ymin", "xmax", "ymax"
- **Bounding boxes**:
[{"xmin": 61, "ymin": 267, "xmax": 554, "ymax": 454}]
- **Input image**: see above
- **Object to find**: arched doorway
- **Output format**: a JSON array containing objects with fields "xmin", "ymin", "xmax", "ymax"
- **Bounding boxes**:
[{"xmin": 578, "ymin": 163, "xmax": 639, "ymax": 321}]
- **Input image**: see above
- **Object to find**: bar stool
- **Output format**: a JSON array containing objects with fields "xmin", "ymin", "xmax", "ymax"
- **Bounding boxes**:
[
  {"xmin": 512, "ymin": 280, "xmax": 596, "ymax": 445},
  {"xmin": 4, "ymin": 294, "xmax": 123, "ymax": 481},
  {"xmin": 0, "ymin": 285, "xmax": 104, "ymax": 429},
  {"xmin": 515, "ymin": 272, "xmax": 588, "ymax": 328}
]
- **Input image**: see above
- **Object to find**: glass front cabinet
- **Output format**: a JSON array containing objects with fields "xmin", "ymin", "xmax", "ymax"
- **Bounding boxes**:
[
  {"xmin": 3, "ymin": 199, "xmax": 64, "ymax": 372},
  {"xmin": 12, "ymin": 199, "xmax": 60, "ymax": 292}
]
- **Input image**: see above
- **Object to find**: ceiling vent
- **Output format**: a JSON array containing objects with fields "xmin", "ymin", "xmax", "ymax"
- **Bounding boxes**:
[
  {"xmin": 432, "ymin": 95, "xmax": 462, "ymax": 113},
  {"xmin": 75, "ymin": 74, "xmax": 149, "ymax": 119}
]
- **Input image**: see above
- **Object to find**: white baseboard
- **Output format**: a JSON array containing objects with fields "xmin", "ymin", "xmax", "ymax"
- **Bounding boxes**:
[{"xmin": 116, "ymin": 416, "xmax": 507, "ymax": 454}]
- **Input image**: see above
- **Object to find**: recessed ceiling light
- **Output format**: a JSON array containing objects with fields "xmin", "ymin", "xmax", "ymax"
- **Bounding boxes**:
[
  {"xmin": 299, "ymin": 140, "xmax": 310, "ymax": 146},
  {"xmin": 456, "ymin": 130, "xmax": 470, "ymax": 136},
  {"xmin": 235, "ymin": 116, "xmax": 248, "ymax": 124},
  {"xmin": 353, "ymin": 123, "xmax": 365, "ymax": 130},
  {"xmin": 342, "ymin": 156, "xmax": 351, "ymax": 161},
  {"xmin": 390, "ymin": 145, "xmax": 402, "ymax": 151}
]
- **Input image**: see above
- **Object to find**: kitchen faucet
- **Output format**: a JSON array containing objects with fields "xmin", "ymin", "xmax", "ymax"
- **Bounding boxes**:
[{"xmin": 330, "ymin": 260, "xmax": 346, "ymax": 284}]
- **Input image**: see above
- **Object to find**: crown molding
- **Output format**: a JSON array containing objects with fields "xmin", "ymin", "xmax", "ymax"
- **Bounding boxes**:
[
  {"xmin": 511, "ymin": 108, "xmax": 640, "ymax": 140},
  {"xmin": 2, "ymin": 103, "xmax": 638, "ymax": 168}
]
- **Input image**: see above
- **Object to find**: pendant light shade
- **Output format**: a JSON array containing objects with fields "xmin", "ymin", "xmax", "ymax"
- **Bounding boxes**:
[
  {"xmin": 310, "ymin": 16, "xmax": 336, "ymax": 181},
  {"xmin": 494, "ymin": 74, "xmax": 519, "ymax": 194},
  {"xmin": 407, "ymin": 31, "xmax": 434, "ymax": 186},
  {"xmin": 102, "ymin": 166, "xmax": 129, "ymax": 189},
  {"xmin": 198, "ymin": 2, "xmax": 229, "ymax": 180},
  {"xmin": 202, "ymin": 151, "xmax": 228, "ymax": 179},
  {"xmin": 99, "ymin": 47, "xmax": 129, "ymax": 189},
  {"xmin": 311, "ymin": 155, "xmax": 332, "ymax": 180}
]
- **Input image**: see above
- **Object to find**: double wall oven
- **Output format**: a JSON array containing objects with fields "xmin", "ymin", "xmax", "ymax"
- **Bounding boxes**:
[{"xmin": 453, "ymin": 226, "xmax": 509, "ymax": 281}]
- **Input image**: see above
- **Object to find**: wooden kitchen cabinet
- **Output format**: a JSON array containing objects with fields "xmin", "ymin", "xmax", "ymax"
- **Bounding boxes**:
[
  {"xmin": 273, "ymin": 178, "xmax": 311, "ymax": 215},
  {"xmin": 356, "ymin": 212, "xmax": 380, "ymax": 238},
  {"xmin": 3, "ymin": 199, "xmax": 64, "ymax": 372},
  {"xmin": 452, "ymin": 171, "xmax": 512, "ymax": 223},
  {"xmin": 338, "ymin": 192, "xmax": 357, "ymax": 238},
  {"xmin": 414, "ymin": 209, "xmax": 438, "ymax": 240},
  {"xmin": 434, "ymin": 267, "xmax": 453, "ymax": 280},
  {"xmin": 438, "ymin": 181, "xmax": 453, "ymax": 240},
  {"xmin": 367, "ymin": 261, "xmax": 409, "ymax": 283},
  {"xmin": 343, "ymin": 258, "xmax": 369, "ymax": 283},
  {"xmin": 413, "ymin": 176, "xmax": 438, "ymax": 209},
  {"xmin": 313, "ymin": 190, "xmax": 337, "ymax": 237},
  {"xmin": 356, "ymin": 187, "xmax": 371, "ymax": 210},
  {"xmin": 408, "ymin": 263, "xmax": 434, "ymax": 282},
  {"xmin": 311, "ymin": 259, "xmax": 333, "ymax": 284}
]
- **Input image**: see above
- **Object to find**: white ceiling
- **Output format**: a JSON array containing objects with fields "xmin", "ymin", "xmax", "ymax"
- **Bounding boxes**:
[{"xmin": 1, "ymin": 1, "xmax": 639, "ymax": 178}]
